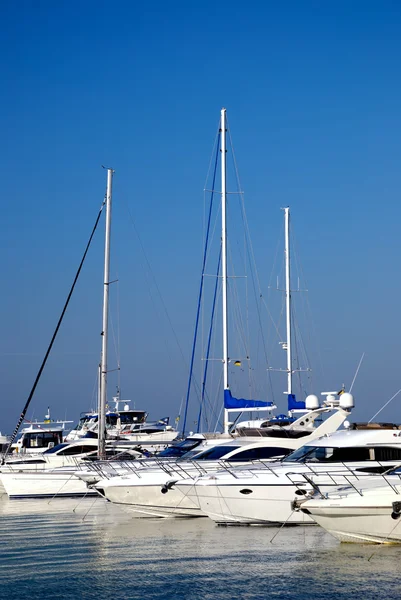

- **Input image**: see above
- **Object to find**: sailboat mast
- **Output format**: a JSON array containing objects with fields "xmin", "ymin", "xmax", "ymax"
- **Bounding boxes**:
[
  {"xmin": 284, "ymin": 206, "xmax": 292, "ymax": 396},
  {"xmin": 99, "ymin": 168, "xmax": 113, "ymax": 458},
  {"xmin": 221, "ymin": 108, "xmax": 230, "ymax": 434}
]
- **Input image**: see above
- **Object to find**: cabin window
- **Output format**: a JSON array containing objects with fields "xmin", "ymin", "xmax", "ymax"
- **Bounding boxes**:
[
  {"xmin": 374, "ymin": 447, "xmax": 401, "ymax": 461},
  {"xmin": 23, "ymin": 432, "xmax": 62, "ymax": 448},
  {"xmin": 58, "ymin": 445, "xmax": 97, "ymax": 455},
  {"xmin": 228, "ymin": 447, "xmax": 292, "ymax": 461},
  {"xmin": 194, "ymin": 446, "xmax": 241, "ymax": 460},
  {"xmin": 284, "ymin": 445, "xmax": 371, "ymax": 463}
]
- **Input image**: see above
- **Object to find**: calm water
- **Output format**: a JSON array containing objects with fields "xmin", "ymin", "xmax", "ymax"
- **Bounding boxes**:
[{"xmin": 1, "ymin": 493, "xmax": 401, "ymax": 600}]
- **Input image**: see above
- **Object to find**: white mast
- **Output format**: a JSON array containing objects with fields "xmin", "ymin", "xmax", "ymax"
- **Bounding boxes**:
[
  {"xmin": 221, "ymin": 108, "xmax": 230, "ymax": 434},
  {"xmin": 283, "ymin": 206, "xmax": 292, "ymax": 397},
  {"xmin": 99, "ymin": 168, "xmax": 113, "ymax": 458}
]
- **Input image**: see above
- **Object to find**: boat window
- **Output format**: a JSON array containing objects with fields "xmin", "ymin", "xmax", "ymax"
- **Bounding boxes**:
[
  {"xmin": 132, "ymin": 427, "xmax": 162, "ymax": 434},
  {"xmin": 44, "ymin": 443, "xmax": 69, "ymax": 454},
  {"xmin": 23, "ymin": 432, "xmax": 63, "ymax": 448},
  {"xmin": 158, "ymin": 440, "xmax": 202, "ymax": 458},
  {"xmin": 58, "ymin": 445, "xmax": 98, "ymax": 455},
  {"xmin": 227, "ymin": 447, "xmax": 292, "ymax": 461},
  {"xmin": 120, "ymin": 412, "xmax": 147, "ymax": 425},
  {"xmin": 193, "ymin": 446, "xmax": 241, "ymax": 460},
  {"xmin": 282, "ymin": 446, "xmax": 315, "ymax": 462},
  {"xmin": 284, "ymin": 445, "xmax": 371, "ymax": 463},
  {"xmin": 374, "ymin": 447, "xmax": 401, "ymax": 461}
]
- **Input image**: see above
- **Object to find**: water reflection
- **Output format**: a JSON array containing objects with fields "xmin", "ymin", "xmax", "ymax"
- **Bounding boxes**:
[{"xmin": 1, "ymin": 495, "xmax": 400, "ymax": 599}]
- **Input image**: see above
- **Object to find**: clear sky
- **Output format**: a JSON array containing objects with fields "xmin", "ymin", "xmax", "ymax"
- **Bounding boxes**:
[{"xmin": 1, "ymin": 0, "xmax": 401, "ymax": 433}]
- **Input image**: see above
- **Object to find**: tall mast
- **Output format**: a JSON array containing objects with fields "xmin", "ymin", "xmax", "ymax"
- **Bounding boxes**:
[
  {"xmin": 99, "ymin": 168, "xmax": 113, "ymax": 458},
  {"xmin": 221, "ymin": 108, "xmax": 230, "ymax": 434},
  {"xmin": 284, "ymin": 206, "xmax": 292, "ymax": 396}
]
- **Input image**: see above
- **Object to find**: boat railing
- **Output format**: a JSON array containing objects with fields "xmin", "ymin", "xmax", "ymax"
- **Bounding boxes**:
[
  {"xmin": 287, "ymin": 469, "xmax": 401, "ymax": 498},
  {"xmin": 215, "ymin": 461, "xmax": 282, "ymax": 479}
]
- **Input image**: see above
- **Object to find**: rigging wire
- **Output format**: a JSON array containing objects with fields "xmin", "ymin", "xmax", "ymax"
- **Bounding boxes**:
[
  {"xmin": 2, "ymin": 196, "xmax": 106, "ymax": 463},
  {"xmin": 182, "ymin": 130, "xmax": 220, "ymax": 434},
  {"xmin": 197, "ymin": 248, "xmax": 221, "ymax": 431},
  {"xmin": 123, "ymin": 202, "xmax": 205, "ymax": 412}
]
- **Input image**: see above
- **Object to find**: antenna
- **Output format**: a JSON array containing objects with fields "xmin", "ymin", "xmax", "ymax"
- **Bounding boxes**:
[
  {"xmin": 349, "ymin": 352, "xmax": 365, "ymax": 393},
  {"xmin": 368, "ymin": 388, "xmax": 401, "ymax": 423}
]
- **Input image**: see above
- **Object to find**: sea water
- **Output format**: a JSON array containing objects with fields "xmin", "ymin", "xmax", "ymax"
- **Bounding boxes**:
[{"xmin": 0, "ymin": 494, "xmax": 400, "ymax": 600}]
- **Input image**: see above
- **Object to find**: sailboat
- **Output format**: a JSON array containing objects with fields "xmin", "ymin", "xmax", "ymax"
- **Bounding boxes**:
[
  {"xmin": 0, "ymin": 169, "xmax": 115, "ymax": 498},
  {"xmin": 83, "ymin": 109, "xmax": 354, "ymax": 517}
]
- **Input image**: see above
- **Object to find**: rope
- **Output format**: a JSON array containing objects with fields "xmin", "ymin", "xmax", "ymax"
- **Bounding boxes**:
[{"xmin": 2, "ymin": 197, "xmax": 106, "ymax": 464}]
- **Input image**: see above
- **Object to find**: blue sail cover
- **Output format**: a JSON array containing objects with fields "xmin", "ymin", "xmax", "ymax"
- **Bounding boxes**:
[
  {"xmin": 287, "ymin": 393, "xmax": 306, "ymax": 411},
  {"xmin": 224, "ymin": 389, "xmax": 273, "ymax": 410}
]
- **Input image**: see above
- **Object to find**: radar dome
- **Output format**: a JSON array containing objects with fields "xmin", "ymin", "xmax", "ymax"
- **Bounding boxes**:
[
  {"xmin": 305, "ymin": 394, "xmax": 319, "ymax": 410},
  {"xmin": 339, "ymin": 392, "xmax": 354, "ymax": 410}
]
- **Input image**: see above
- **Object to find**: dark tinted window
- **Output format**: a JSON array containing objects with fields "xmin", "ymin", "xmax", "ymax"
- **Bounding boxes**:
[
  {"xmin": 374, "ymin": 447, "xmax": 401, "ymax": 461},
  {"xmin": 59, "ymin": 445, "xmax": 97, "ymax": 455},
  {"xmin": 158, "ymin": 440, "xmax": 202, "ymax": 458},
  {"xmin": 228, "ymin": 447, "xmax": 292, "ymax": 461},
  {"xmin": 44, "ymin": 443, "xmax": 69, "ymax": 454},
  {"xmin": 285, "ymin": 446, "xmax": 371, "ymax": 463},
  {"xmin": 194, "ymin": 446, "xmax": 240, "ymax": 460}
]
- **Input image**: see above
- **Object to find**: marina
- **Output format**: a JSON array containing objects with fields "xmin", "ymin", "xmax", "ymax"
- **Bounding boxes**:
[{"xmin": 2, "ymin": 2, "xmax": 401, "ymax": 598}]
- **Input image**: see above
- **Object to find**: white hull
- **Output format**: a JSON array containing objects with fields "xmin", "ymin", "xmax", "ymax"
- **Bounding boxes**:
[
  {"xmin": 175, "ymin": 460, "xmax": 399, "ymax": 525},
  {"xmin": 177, "ymin": 479, "xmax": 314, "ymax": 524},
  {"xmin": 304, "ymin": 506, "xmax": 401, "ymax": 544},
  {"xmin": 0, "ymin": 471, "xmax": 98, "ymax": 499},
  {"xmin": 301, "ymin": 481, "xmax": 401, "ymax": 544},
  {"xmin": 1, "ymin": 455, "xmax": 86, "ymax": 472},
  {"xmin": 96, "ymin": 478, "xmax": 203, "ymax": 518}
]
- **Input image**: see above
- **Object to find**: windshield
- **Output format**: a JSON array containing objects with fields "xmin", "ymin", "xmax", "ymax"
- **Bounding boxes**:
[
  {"xmin": 193, "ymin": 445, "xmax": 241, "ymax": 461},
  {"xmin": 158, "ymin": 439, "xmax": 203, "ymax": 458},
  {"xmin": 44, "ymin": 443, "xmax": 69, "ymax": 454}
]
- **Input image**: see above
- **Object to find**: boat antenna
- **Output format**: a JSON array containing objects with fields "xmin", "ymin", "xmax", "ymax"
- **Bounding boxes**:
[
  {"xmin": 368, "ymin": 388, "xmax": 401, "ymax": 424},
  {"xmin": 2, "ymin": 193, "xmax": 107, "ymax": 464},
  {"xmin": 349, "ymin": 352, "xmax": 365, "ymax": 393}
]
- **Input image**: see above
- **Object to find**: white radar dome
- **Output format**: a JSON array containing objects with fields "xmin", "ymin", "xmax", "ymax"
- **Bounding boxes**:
[
  {"xmin": 305, "ymin": 394, "xmax": 319, "ymax": 410},
  {"xmin": 339, "ymin": 392, "xmax": 354, "ymax": 410}
]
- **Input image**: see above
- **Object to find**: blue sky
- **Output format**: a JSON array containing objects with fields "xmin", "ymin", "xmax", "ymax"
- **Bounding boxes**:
[{"xmin": 1, "ymin": 1, "xmax": 401, "ymax": 433}]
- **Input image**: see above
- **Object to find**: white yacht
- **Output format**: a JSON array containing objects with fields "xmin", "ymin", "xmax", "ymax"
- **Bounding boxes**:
[
  {"xmin": 174, "ymin": 425, "xmax": 401, "ymax": 525},
  {"xmin": 9, "ymin": 412, "xmax": 73, "ymax": 456},
  {"xmin": 298, "ymin": 466, "xmax": 401, "ymax": 543},
  {"xmin": 88, "ymin": 402, "xmax": 352, "ymax": 518},
  {"xmin": 66, "ymin": 398, "xmax": 177, "ymax": 450},
  {"xmin": 0, "ymin": 438, "xmax": 147, "ymax": 499}
]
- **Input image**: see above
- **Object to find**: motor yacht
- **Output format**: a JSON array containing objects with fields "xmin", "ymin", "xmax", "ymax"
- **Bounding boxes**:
[{"xmin": 174, "ymin": 423, "xmax": 401, "ymax": 525}]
